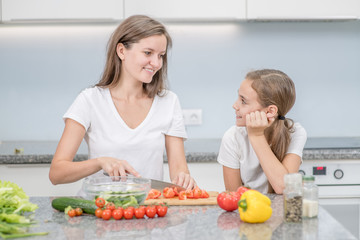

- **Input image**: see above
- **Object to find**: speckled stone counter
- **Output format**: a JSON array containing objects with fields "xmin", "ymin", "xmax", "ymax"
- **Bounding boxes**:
[
  {"xmin": 27, "ymin": 194, "xmax": 356, "ymax": 240},
  {"xmin": 1, "ymin": 138, "xmax": 360, "ymax": 164}
]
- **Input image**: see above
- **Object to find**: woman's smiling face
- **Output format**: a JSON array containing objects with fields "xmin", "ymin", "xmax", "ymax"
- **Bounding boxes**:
[
  {"xmin": 233, "ymin": 79, "xmax": 266, "ymax": 126},
  {"xmin": 119, "ymin": 34, "xmax": 167, "ymax": 84}
]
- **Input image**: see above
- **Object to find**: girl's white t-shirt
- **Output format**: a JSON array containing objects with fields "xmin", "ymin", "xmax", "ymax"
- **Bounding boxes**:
[
  {"xmin": 217, "ymin": 122, "xmax": 307, "ymax": 193},
  {"xmin": 63, "ymin": 87, "xmax": 187, "ymax": 195}
]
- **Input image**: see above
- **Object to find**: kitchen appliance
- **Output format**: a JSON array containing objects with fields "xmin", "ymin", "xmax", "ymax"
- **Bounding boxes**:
[{"xmin": 299, "ymin": 138, "xmax": 360, "ymax": 239}]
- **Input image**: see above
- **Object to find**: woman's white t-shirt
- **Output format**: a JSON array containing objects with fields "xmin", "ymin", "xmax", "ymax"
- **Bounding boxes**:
[
  {"xmin": 63, "ymin": 87, "xmax": 187, "ymax": 195},
  {"xmin": 217, "ymin": 122, "xmax": 307, "ymax": 193}
]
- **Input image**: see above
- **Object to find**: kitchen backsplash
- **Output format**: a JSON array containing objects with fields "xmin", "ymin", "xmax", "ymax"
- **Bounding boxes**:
[{"xmin": 0, "ymin": 21, "xmax": 359, "ymax": 140}]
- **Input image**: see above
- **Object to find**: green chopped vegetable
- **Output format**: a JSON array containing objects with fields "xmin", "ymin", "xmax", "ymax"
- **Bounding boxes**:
[{"xmin": 0, "ymin": 180, "xmax": 48, "ymax": 238}]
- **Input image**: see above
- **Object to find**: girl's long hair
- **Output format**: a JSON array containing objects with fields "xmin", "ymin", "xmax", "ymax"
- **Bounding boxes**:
[
  {"xmin": 96, "ymin": 15, "xmax": 172, "ymax": 98},
  {"xmin": 247, "ymin": 69, "xmax": 296, "ymax": 161}
]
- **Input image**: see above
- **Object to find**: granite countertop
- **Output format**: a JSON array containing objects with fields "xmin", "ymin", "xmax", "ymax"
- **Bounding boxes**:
[
  {"xmin": 1, "ymin": 137, "xmax": 360, "ymax": 164},
  {"xmin": 25, "ymin": 194, "xmax": 356, "ymax": 240}
]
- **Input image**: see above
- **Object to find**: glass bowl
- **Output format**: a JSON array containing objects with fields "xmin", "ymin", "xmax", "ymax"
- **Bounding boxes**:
[{"xmin": 83, "ymin": 175, "xmax": 151, "ymax": 206}]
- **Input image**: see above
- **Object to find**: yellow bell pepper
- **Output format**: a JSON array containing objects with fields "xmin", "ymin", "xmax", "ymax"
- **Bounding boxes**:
[{"xmin": 238, "ymin": 190, "xmax": 272, "ymax": 223}]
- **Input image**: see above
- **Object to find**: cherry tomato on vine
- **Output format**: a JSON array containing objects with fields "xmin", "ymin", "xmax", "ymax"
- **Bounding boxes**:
[
  {"xmin": 101, "ymin": 209, "xmax": 112, "ymax": 220},
  {"xmin": 123, "ymin": 207, "xmax": 134, "ymax": 220},
  {"xmin": 95, "ymin": 197, "xmax": 106, "ymax": 208},
  {"xmin": 105, "ymin": 202, "xmax": 116, "ymax": 211},
  {"xmin": 156, "ymin": 205, "xmax": 168, "ymax": 217},
  {"xmin": 112, "ymin": 208, "xmax": 123, "ymax": 220},
  {"xmin": 75, "ymin": 208, "xmax": 83, "ymax": 216},
  {"xmin": 134, "ymin": 207, "xmax": 146, "ymax": 219},
  {"xmin": 145, "ymin": 206, "xmax": 157, "ymax": 218},
  {"xmin": 68, "ymin": 209, "xmax": 76, "ymax": 218},
  {"xmin": 95, "ymin": 208, "xmax": 103, "ymax": 218}
]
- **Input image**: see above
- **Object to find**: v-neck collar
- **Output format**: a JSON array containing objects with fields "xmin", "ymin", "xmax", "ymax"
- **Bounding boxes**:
[{"xmin": 105, "ymin": 88, "xmax": 158, "ymax": 131}]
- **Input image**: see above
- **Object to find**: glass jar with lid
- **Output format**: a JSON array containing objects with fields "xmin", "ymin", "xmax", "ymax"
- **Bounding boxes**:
[
  {"xmin": 302, "ymin": 175, "xmax": 318, "ymax": 218},
  {"xmin": 284, "ymin": 173, "xmax": 303, "ymax": 222}
]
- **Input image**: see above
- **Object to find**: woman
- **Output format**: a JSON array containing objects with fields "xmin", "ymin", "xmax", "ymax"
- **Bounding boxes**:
[
  {"xmin": 49, "ymin": 15, "xmax": 196, "ymax": 195},
  {"xmin": 217, "ymin": 69, "xmax": 307, "ymax": 194}
]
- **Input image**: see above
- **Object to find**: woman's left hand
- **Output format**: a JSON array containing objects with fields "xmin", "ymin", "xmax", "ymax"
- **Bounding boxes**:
[
  {"xmin": 246, "ymin": 111, "xmax": 275, "ymax": 137},
  {"xmin": 172, "ymin": 172, "xmax": 196, "ymax": 190}
]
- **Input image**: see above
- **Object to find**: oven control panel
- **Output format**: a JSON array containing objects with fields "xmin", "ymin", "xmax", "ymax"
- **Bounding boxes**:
[{"xmin": 299, "ymin": 159, "xmax": 360, "ymax": 185}]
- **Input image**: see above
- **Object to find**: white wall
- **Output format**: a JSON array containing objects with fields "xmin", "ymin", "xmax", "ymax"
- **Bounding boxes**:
[{"xmin": 1, "ymin": 21, "xmax": 360, "ymax": 140}]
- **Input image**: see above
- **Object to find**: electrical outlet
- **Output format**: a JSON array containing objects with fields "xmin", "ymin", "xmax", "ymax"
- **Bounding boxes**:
[{"xmin": 182, "ymin": 109, "xmax": 202, "ymax": 125}]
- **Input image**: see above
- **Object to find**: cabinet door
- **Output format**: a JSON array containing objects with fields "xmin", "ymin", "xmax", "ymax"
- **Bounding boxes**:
[
  {"xmin": 124, "ymin": 0, "xmax": 246, "ymax": 20},
  {"xmin": 1, "ymin": 0, "xmax": 124, "ymax": 22},
  {"xmin": 247, "ymin": 0, "xmax": 360, "ymax": 20}
]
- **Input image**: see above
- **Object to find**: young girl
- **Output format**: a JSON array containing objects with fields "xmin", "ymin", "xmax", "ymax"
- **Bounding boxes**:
[
  {"xmin": 217, "ymin": 69, "xmax": 307, "ymax": 194},
  {"xmin": 49, "ymin": 15, "xmax": 196, "ymax": 195}
]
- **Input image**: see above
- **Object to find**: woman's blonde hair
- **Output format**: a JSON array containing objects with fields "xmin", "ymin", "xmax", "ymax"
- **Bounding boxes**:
[
  {"xmin": 246, "ymin": 69, "xmax": 296, "ymax": 161},
  {"xmin": 96, "ymin": 15, "xmax": 172, "ymax": 98}
]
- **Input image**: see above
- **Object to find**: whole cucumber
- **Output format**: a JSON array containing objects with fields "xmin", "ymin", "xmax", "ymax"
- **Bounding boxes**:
[{"xmin": 52, "ymin": 197, "xmax": 97, "ymax": 215}]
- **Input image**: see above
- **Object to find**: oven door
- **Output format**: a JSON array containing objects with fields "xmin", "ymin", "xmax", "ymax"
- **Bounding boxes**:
[{"xmin": 318, "ymin": 185, "xmax": 360, "ymax": 239}]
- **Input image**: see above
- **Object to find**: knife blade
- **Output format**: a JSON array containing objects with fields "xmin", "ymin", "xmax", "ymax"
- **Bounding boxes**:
[
  {"xmin": 102, "ymin": 172, "xmax": 186, "ymax": 192},
  {"xmin": 150, "ymin": 179, "xmax": 186, "ymax": 192}
]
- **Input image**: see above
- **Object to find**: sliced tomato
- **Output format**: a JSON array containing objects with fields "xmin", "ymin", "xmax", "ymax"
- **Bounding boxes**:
[
  {"xmin": 192, "ymin": 186, "xmax": 202, "ymax": 199},
  {"xmin": 146, "ymin": 189, "xmax": 162, "ymax": 200},
  {"xmin": 163, "ymin": 187, "xmax": 176, "ymax": 198},
  {"xmin": 201, "ymin": 190, "xmax": 210, "ymax": 198},
  {"xmin": 185, "ymin": 189, "xmax": 194, "ymax": 199},
  {"xmin": 173, "ymin": 187, "xmax": 179, "ymax": 196},
  {"xmin": 178, "ymin": 191, "xmax": 187, "ymax": 200}
]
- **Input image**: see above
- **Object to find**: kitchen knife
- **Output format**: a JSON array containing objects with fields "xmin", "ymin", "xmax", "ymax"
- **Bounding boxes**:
[
  {"xmin": 150, "ymin": 179, "xmax": 186, "ymax": 192},
  {"xmin": 102, "ymin": 172, "xmax": 186, "ymax": 192}
]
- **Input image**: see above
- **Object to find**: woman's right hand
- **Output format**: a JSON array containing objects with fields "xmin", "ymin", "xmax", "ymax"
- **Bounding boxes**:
[{"xmin": 98, "ymin": 157, "xmax": 141, "ymax": 177}]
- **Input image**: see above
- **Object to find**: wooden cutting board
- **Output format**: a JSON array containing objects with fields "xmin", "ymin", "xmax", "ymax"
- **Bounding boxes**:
[{"xmin": 144, "ymin": 191, "xmax": 218, "ymax": 205}]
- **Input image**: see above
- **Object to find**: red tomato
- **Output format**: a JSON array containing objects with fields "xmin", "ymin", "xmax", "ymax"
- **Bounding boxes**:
[
  {"xmin": 145, "ymin": 206, "xmax": 157, "ymax": 218},
  {"xmin": 123, "ymin": 207, "xmax": 134, "ymax": 220},
  {"xmin": 68, "ymin": 209, "xmax": 76, "ymax": 218},
  {"xmin": 75, "ymin": 208, "xmax": 83, "ymax": 216},
  {"xmin": 112, "ymin": 208, "xmax": 123, "ymax": 220},
  {"xmin": 173, "ymin": 187, "xmax": 179, "ymax": 196},
  {"xmin": 178, "ymin": 191, "xmax": 187, "ymax": 200},
  {"xmin": 156, "ymin": 205, "xmax": 168, "ymax": 217},
  {"xmin": 185, "ymin": 189, "xmax": 194, "ymax": 199},
  {"xmin": 192, "ymin": 187, "xmax": 202, "ymax": 199},
  {"xmin": 134, "ymin": 207, "xmax": 146, "ymax": 219},
  {"xmin": 201, "ymin": 190, "xmax": 210, "ymax": 198},
  {"xmin": 163, "ymin": 187, "xmax": 176, "ymax": 198},
  {"xmin": 146, "ymin": 189, "xmax": 162, "ymax": 200},
  {"xmin": 217, "ymin": 191, "xmax": 241, "ymax": 212},
  {"xmin": 101, "ymin": 209, "xmax": 112, "ymax": 220},
  {"xmin": 105, "ymin": 202, "xmax": 116, "ymax": 211},
  {"xmin": 95, "ymin": 197, "xmax": 106, "ymax": 208},
  {"xmin": 95, "ymin": 208, "xmax": 103, "ymax": 218},
  {"xmin": 236, "ymin": 186, "xmax": 250, "ymax": 197}
]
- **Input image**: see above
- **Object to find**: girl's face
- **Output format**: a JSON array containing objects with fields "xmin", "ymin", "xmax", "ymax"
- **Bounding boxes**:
[
  {"xmin": 233, "ymin": 79, "xmax": 266, "ymax": 126},
  {"xmin": 119, "ymin": 34, "xmax": 167, "ymax": 84}
]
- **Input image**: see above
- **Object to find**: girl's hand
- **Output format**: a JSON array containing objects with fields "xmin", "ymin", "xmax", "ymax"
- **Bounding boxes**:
[
  {"xmin": 246, "ymin": 111, "xmax": 275, "ymax": 137},
  {"xmin": 99, "ymin": 157, "xmax": 141, "ymax": 177},
  {"xmin": 172, "ymin": 172, "xmax": 196, "ymax": 190}
]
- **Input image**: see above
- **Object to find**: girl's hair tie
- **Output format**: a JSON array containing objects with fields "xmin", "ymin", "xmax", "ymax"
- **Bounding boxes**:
[{"xmin": 278, "ymin": 115, "xmax": 286, "ymax": 120}]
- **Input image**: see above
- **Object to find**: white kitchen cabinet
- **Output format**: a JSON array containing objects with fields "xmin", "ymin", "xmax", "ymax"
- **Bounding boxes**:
[
  {"xmin": 124, "ymin": 0, "xmax": 246, "ymax": 20},
  {"xmin": 0, "ymin": 164, "xmax": 83, "ymax": 197},
  {"xmin": 1, "ymin": 0, "xmax": 124, "ymax": 22},
  {"xmin": 247, "ymin": 0, "xmax": 360, "ymax": 20}
]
